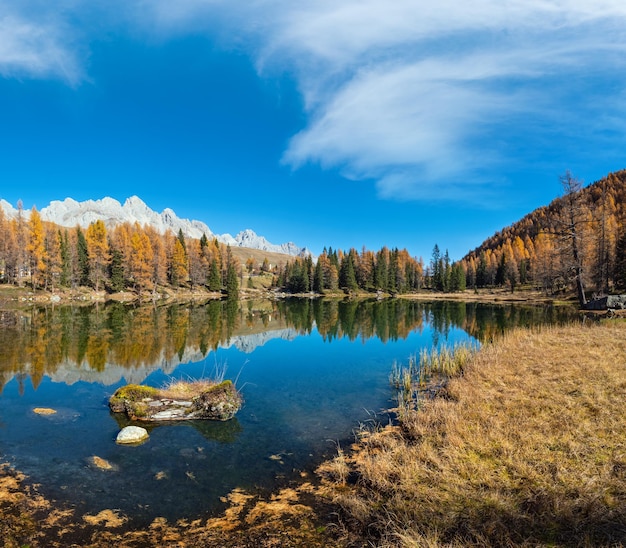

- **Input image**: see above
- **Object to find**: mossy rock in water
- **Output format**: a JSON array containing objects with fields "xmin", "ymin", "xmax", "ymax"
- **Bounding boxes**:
[
  {"xmin": 109, "ymin": 384, "xmax": 159, "ymax": 414},
  {"xmin": 191, "ymin": 380, "xmax": 243, "ymax": 421},
  {"xmin": 108, "ymin": 380, "xmax": 242, "ymax": 421}
]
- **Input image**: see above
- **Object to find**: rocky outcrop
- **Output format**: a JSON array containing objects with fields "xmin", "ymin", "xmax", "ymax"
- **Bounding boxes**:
[
  {"xmin": 584, "ymin": 295, "xmax": 626, "ymax": 310},
  {"xmin": 109, "ymin": 380, "xmax": 242, "ymax": 422}
]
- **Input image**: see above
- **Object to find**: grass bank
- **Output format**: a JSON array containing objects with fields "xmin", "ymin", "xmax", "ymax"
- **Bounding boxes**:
[{"xmin": 319, "ymin": 319, "xmax": 626, "ymax": 547}]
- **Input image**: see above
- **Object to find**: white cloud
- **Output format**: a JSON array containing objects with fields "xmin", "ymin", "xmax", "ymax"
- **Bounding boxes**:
[
  {"xmin": 0, "ymin": 6, "xmax": 83, "ymax": 84},
  {"xmin": 256, "ymin": 1, "xmax": 626, "ymax": 199}
]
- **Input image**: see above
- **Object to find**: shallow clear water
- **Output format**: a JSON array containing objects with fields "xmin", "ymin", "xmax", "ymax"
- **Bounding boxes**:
[{"xmin": 0, "ymin": 298, "xmax": 578, "ymax": 526}]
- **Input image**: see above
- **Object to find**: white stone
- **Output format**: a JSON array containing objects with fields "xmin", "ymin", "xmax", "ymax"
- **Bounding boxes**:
[{"xmin": 116, "ymin": 426, "xmax": 149, "ymax": 444}]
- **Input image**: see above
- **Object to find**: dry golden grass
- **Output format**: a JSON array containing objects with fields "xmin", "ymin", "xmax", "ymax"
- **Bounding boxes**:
[
  {"xmin": 322, "ymin": 320, "xmax": 626, "ymax": 547},
  {"xmin": 159, "ymin": 379, "xmax": 219, "ymax": 400}
]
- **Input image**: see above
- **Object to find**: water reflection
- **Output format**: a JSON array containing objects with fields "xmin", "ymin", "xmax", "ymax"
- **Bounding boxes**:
[
  {"xmin": 0, "ymin": 298, "xmax": 578, "ymax": 393},
  {"xmin": 0, "ymin": 297, "xmax": 580, "ymax": 524}
]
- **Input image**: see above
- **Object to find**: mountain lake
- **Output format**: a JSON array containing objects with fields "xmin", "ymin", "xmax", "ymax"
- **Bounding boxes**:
[{"xmin": 0, "ymin": 297, "xmax": 580, "ymax": 527}]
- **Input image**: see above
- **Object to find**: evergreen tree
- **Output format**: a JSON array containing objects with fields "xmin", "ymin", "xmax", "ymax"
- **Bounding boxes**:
[
  {"xmin": 450, "ymin": 263, "xmax": 466, "ymax": 292},
  {"xmin": 443, "ymin": 250, "xmax": 451, "ymax": 292},
  {"xmin": 313, "ymin": 259, "xmax": 324, "ymax": 292},
  {"xmin": 374, "ymin": 249, "xmax": 388, "ymax": 290},
  {"xmin": 109, "ymin": 249, "xmax": 126, "ymax": 292},
  {"xmin": 225, "ymin": 246, "xmax": 239, "ymax": 297},
  {"xmin": 615, "ymin": 228, "xmax": 626, "ymax": 290},
  {"xmin": 388, "ymin": 249, "xmax": 398, "ymax": 293},
  {"xmin": 59, "ymin": 229, "xmax": 71, "ymax": 287},
  {"xmin": 495, "ymin": 253, "xmax": 508, "ymax": 286},
  {"xmin": 339, "ymin": 251, "xmax": 358, "ymax": 290},
  {"xmin": 207, "ymin": 258, "xmax": 222, "ymax": 291},
  {"xmin": 431, "ymin": 244, "xmax": 442, "ymax": 290},
  {"xmin": 76, "ymin": 227, "xmax": 90, "ymax": 286},
  {"xmin": 199, "ymin": 233, "xmax": 208, "ymax": 254},
  {"xmin": 476, "ymin": 253, "xmax": 488, "ymax": 287}
]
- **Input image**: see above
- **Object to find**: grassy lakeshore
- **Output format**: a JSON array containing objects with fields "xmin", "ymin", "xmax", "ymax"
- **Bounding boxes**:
[
  {"xmin": 320, "ymin": 319, "xmax": 626, "ymax": 546},
  {"xmin": 2, "ymin": 319, "xmax": 625, "ymax": 546}
]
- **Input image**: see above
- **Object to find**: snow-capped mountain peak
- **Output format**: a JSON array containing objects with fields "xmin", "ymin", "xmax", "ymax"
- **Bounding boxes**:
[{"xmin": 1, "ymin": 196, "xmax": 309, "ymax": 257}]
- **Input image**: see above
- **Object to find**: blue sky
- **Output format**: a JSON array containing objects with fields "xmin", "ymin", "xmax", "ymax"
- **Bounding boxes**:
[{"xmin": 1, "ymin": 1, "xmax": 626, "ymax": 261}]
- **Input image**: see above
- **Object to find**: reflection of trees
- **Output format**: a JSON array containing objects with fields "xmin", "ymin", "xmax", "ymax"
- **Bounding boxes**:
[{"xmin": 0, "ymin": 299, "xmax": 579, "ymax": 393}]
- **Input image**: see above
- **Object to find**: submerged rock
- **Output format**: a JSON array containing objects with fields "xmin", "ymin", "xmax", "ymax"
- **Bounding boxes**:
[
  {"xmin": 89, "ymin": 455, "xmax": 117, "ymax": 470},
  {"xmin": 33, "ymin": 407, "xmax": 57, "ymax": 415},
  {"xmin": 109, "ymin": 380, "xmax": 242, "ymax": 422},
  {"xmin": 116, "ymin": 425, "xmax": 149, "ymax": 444}
]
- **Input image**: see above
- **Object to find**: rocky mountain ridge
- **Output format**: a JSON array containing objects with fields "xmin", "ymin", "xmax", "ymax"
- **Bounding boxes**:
[{"xmin": 0, "ymin": 196, "xmax": 309, "ymax": 257}]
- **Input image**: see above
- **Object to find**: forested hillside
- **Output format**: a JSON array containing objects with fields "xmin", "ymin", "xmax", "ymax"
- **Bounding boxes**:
[{"xmin": 459, "ymin": 169, "xmax": 626, "ymax": 299}]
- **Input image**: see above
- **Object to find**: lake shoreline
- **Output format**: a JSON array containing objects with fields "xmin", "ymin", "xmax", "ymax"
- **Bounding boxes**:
[{"xmin": 0, "ymin": 283, "xmax": 578, "ymax": 308}]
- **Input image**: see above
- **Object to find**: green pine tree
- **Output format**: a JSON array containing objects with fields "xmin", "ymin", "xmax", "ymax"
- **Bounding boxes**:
[
  {"xmin": 207, "ymin": 258, "xmax": 222, "ymax": 291},
  {"xmin": 76, "ymin": 227, "xmax": 90, "ymax": 286},
  {"xmin": 109, "ymin": 249, "xmax": 126, "ymax": 292},
  {"xmin": 59, "ymin": 229, "xmax": 71, "ymax": 287}
]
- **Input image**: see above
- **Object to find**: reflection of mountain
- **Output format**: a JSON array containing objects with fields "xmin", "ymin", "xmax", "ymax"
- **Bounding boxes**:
[
  {"xmin": 9, "ymin": 327, "xmax": 301, "ymax": 389},
  {"xmin": 228, "ymin": 328, "xmax": 299, "ymax": 354}
]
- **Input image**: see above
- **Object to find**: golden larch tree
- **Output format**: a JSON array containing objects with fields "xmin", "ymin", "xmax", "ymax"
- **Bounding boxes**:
[
  {"xmin": 26, "ymin": 207, "xmax": 46, "ymax": 289},
  {"xmin": 43, "ymin": 224, "xmax": 62, "ymax": 291},
  {"xmin": 129, "ymin": 229, "xmax": 154, "ymax": 291},
  {"xmin": 171, "ymin": 238, "xmax": 189, "ymax": 287},
  {"xmin": 86, "ymin": 220, "xmax": 110, "ymax": 291}
]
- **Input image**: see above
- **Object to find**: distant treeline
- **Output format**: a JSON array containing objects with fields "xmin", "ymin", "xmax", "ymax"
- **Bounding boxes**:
[
  {"xmin": 0, "ymin": 201, "xmax": 436, "ymax": 297},
  {"xmin": 274, "ymin": 247, "xmax": 428, "ymax": 294}
]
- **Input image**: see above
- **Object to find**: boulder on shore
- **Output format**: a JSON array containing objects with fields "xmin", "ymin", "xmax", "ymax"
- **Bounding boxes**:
[{"xmin": 109, "ymin": 380, "xmax": 242, "ymax": 422}]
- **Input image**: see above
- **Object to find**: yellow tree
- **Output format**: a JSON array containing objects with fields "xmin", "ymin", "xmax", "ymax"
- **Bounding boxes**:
[
  {"xmin": 86, "ymin": 220, "xmax": 110, "ymax": 291},
  {"xmin": 43, "ymin": 225, "xmax": 62, "ymax": 290},
  {"xmin": 534, "ymin": 230, "xmax": 558, "ymax": 293},
  {"xmin": 0, "ymin": 205, "xmax": 17, "ymax": 283},
  {"xmin": 145, "ymin": 225, "xmax": 167, "ymax": 287},
  {"xmin": 171, "ymin": 238, "xmax": 189, "ymax": 287},
  {"xmin": 26, "ymin": 207, "xmax": 46, "ymax": 289},
  {"xmin": 130, "ymin": 229, "xmax": 154, "ymax": 291}
]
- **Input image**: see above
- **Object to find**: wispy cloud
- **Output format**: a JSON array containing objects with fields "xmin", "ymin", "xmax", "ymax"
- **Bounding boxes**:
[
  {"xmin": 0, "ymin": 4, "xmax": 83, "ymax": 84},
  {"xmin": 256, "ymin": 1, "xmax": 626, "ymax": 199}
]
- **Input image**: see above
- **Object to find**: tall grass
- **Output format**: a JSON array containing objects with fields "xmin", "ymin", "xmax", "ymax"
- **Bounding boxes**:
[
  {"xmin": 321, "ymin": 322, "xmax": 626, "ymax": 547},
  {"xmin": 390, "ymin": 341, "xmax": 478, "ymax": 420}
]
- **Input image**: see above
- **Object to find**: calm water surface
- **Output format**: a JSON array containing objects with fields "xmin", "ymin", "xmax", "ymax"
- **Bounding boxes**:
[{"xmin": 0, "ymin": 298, "xmax": 578, "ymax": 526}]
